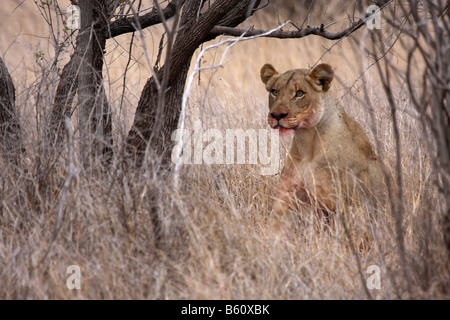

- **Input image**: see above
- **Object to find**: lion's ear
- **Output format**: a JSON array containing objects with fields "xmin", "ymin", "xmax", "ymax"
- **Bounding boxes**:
[
  {"xmin": 306, "ymin": 63, "xmax": 334, "ymax": 92},
  {"xmin": 260, "ymin": 64, "xmax": 278, "ymax": 85}
]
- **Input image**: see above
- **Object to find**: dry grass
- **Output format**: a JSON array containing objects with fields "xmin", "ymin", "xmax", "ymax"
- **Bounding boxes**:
[{"xmin": 0, "ymin": 0, "xmax": 449, "ymax": 299}]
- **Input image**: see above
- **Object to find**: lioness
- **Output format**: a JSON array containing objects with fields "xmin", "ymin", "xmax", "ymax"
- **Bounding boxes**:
[{"xmin": 260, "ymin": 63, "xmax": 384, "ymax": 220}]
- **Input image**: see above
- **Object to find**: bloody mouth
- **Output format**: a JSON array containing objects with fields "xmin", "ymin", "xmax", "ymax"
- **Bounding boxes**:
[
  {"xmin": 278, "ymin": 127, "xmax": 293, "ymax": 134},
  {"xmin": 272, "ymin": 124, "xmax": 298, "ymax": 134}
]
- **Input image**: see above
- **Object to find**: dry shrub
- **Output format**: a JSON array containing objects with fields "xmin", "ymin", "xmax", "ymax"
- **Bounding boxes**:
[{"xmin": 0, "ymin": 0, "xmax": 448, "ymax": 299}]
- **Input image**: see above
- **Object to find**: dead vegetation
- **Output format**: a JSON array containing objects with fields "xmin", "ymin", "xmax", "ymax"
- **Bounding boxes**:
[{"xmin": 0, "ymin": 0, "xmax": 448, "ymax": 299}]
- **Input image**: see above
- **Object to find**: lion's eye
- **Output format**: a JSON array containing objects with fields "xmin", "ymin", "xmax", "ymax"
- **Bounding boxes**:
[
  {"xmin": 295, "ymin": 90, "xmax": 305, "ymax": 98},
  {"xmin": 271, "ymin": 89, "xmax": 278, "ymax": 97}
]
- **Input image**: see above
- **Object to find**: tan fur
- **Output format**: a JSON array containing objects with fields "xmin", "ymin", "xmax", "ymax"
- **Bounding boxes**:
[{"xmin": 260, "ymin": 63, "xmax": 384, "ymax": 221}]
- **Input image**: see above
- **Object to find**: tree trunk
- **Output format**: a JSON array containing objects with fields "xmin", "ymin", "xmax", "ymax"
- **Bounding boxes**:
[
  {"xmin": 0, "ymin": 56, "xmax": 23, "ymax": 163},
  {"xmin": 78, "ymin": 0, "xmax": 113, "ymax": 169},
  {"xmin": 46, "ymin": 40, "xmax": 81, "ymax": 148},
  {"xmin": 125, "ymin": 0, "xmax": 260, "ymax": 167}
]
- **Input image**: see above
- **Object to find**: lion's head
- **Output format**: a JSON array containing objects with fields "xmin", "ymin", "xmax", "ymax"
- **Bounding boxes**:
[{"xmin": 260, "ymin": 63, "xmax": 334, "ymax": 133}]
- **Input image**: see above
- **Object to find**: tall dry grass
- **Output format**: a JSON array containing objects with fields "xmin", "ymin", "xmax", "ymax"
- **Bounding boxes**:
[{"xmin": 0, "ymin": 0, "xmax": 449, "ymax": 299}]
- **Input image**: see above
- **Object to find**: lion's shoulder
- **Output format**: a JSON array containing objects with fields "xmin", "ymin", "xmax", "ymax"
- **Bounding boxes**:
[{"xmin": 340, "ymin": 109, "xmax": 378, "ymax": 161}]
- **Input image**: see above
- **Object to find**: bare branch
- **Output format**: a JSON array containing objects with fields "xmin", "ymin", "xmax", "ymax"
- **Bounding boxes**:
[
  {"xmin": 108, "ymin": 0, "xmax": 181, "ymax": 38},
  {"xmin": 174, "ymin": 21, "xmax": 290, "ymax": 185},
  {"xmin": 211, "ymin": 20, "xmax": 364, "ymax": 40},
  {"xmin": 210, "ymin": 0, "xmax": 392, "ymax": 40}
]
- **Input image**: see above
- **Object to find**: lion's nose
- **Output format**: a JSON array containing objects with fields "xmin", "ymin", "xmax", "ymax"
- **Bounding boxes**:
[{"xmin": 270, "ymin": 112, "xmax": 288, "ymax": 121}]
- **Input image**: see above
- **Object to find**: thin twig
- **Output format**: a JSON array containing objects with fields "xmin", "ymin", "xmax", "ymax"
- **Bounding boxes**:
[{"xmin": 173, "ymin": 20, "xmax": 291, "ymax": 186}]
